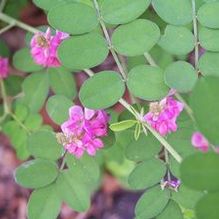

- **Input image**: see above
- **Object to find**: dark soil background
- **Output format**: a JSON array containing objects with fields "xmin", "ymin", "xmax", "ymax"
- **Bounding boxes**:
[{"xmin": 0, "ymin": 1, "xmax": 141, "ymax": 219}]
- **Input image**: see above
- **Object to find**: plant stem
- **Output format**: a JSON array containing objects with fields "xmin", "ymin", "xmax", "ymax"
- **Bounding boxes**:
[
  {"xmin": 164, "ymin": 149, "xmax": 171, "ymax": 181},
  {"xmin": 191, "ymin": 0, "xmax": 199, "ymax": 72},
  {"xmin": 84, "ymin": 68, "xmax": 94, "ymax": 77},
  {"xmin": 144, "ymin": 52, "xmax": 157, "ymax": 67},
  {"xmin": 144, "ymin": 51, "xmax": 195, "ymax": 122},
  {"xmin": 0, "ymin": 78, "xmax": 10, "ymax": 114},
  {"xmin": 83, "ymin": 69, "xmax": 183, "ymax": 163},
  {"xmin": 0, "ymin": 12, "xmax": 38, "ymax": 33},
  {"xmin": 0, "ymin": 22, "xmax": 15, "ymax": 34},
  {"xmin": 59, "ymin": 151, "xmax": 67, "ymax": 171},
  {"xmin": 175, "ymin": 92, "xmax": 195, "ymax": 122},
  {"xmin": 0, "ymin": 0, "xmax": 7, "ymax": 12},
  {"xmin": 10, "ymin": 113, "xmax": 31, "ymax": 134},
  {"xmin": 92, "ymin": 0, "xmax": 127, "ymax": 80},
  {"xmin": 0, "ymin": 79, "xmax": 31, "ymax": 134}
]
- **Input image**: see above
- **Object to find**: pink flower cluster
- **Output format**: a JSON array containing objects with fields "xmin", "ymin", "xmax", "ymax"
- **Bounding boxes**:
[
  {"xmin": 0, "ymin": 57, "xmax": 9, "ymax": 79},
  {"xmin": 191, "ymin": 132, "xmax": 219, "ymax": 153},
  {"xmin": 30, "ymin": 28, "xmax": 69, "ymax": 67},
  {"xmin": 61, "ymin": 106, "xmax": 110, "ymax": 158},
  {"xmin": 144, "ymin": 97, "xmax": 184, "ymax": 136},
  {"xmin": 191, "ymin": 132, "xmax": 209, "ymax": 152}
]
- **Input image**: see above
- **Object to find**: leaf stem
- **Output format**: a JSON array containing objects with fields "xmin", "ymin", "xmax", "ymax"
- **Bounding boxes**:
[
  {"xmin": 0, "ymin": 22, "xmax": 15, "ymax": 34},
  {"xmin": 174, "ymin": 92, "xmax": 195, "ymax": 122},
  {"xmin": 10, "ymin": 113, "xmax": 31, "ymax": 134},
  {"xmin": 0, "ymin": 12, "xmax": 38, "ymax": 33},
  {"xmin": 0, "ymin": 78, "xmax": 10, "ymax": 115},
  {"xmin": 83, "ymin": 69, "xmax": 183, "ymax": 163},
  {"xmin": 0, "ymin": 0, "xmax": 7, "ymax": 12},
  {"xmin": 92, "ymin": 0, "xmax": 127, "ymax": 80},
  {"xmin": 144, "ymin": 52, "xmax": 157, "ymax": 67},
  {"xmin": 191, "ymin": 0, "xmax": 199, "ymax": 72}
]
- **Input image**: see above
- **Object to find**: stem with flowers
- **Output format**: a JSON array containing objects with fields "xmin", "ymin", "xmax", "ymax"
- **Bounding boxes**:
[{"xmin": 84, "ymin": 69, "xmax": 182, "ymax": 163}]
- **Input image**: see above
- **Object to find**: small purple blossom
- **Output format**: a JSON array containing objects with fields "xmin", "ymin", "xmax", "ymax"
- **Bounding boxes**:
[
  {"xmin": 144, "ymin": 96, "xmax": 184, "ymax": 136},
  {"xmin": 0, "ymin": 57, "xmax": 9, "ymax": 79},
  {"xmin": 30, "ymin": 28, "xmax": 69, "ymax": 67},
  {"xmin": 161, "ymin": 178, "xmax": 181, "ymax": 191},
  {"xmin": 60, "ymin": 105, "xmax": 110, "ymax": 158}
]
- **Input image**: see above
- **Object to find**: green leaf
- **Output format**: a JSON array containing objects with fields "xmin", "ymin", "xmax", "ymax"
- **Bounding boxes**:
[
  {"xmin": 79, "ymin": 71, "xmax": 125, "ymax": 109},
  {"xmin": 134, "ymin": 122, "xmax": 141, "ymax": 140},
  {"xmin": 46, "ymin": 95, "xmax": 73, "ymax": 125},
  {"xmin": 58, "ymin": 33, "xmax": 109, "ymax": 70},
  {"xmin": 101, "ymin": 0, "xmax": 151, "ymax": 25},
  {"xmin": 22, "ymin": 72, "xmax": 49, "ymax": 112},
  {"xmin": 4, "ymin": 75, "xmax": 23, "ymax": 96},
  {"xmin": 195, "ymin": 192, "xmax": 219, "ymax": 219},
  {"xmin": 197, "ymin": 2, "xmax": 219, "ymax": 28},
  {"xmin": 199, "ymin": 52, "xmax": 219, "ymax": 76},
  {"xmin": 135, "ymin": 186, "xmax": 170, "ymax": 219},
  {"xmin": 27, "ymin": 184, "xmax": 61, "ymax": 219},
  {"xmin": 24, "ymin": 113, "xmax": 42, "ymax": 131},
  {"xmin": 190, "ymin": 76, "xmax": 219, "ymax": 145},
  {"xmin": 13, "ymin": 48, "xmax": 43, "ymax": 72},
  {"xmin": 48, "ymin": 2, "xmax": 98, "ymax": 35},
  {"xmin": 167, "ymin": 129, "xmax": 196, "ymax": 159},
  {"xmin": 110, "ymin": 120, "xmax": 137, "ymax": 132},
  {"xmin": 180, "ymin": 153, "xmax": 219, "ymax": 192},
  {"xmin": 125, "ymin": 133, "xmax": 161, "ymax": 162},
  {"xmin": 127, "ymin": 65, "xmax": 169, "ymax": 101},
  {"xmin": 27, "ymin": 130, "xmax": 63, "ymax": 160},
  {"xmin": 48, "ymin": 67, "xmax": 76, "ymax": 99},
  {"xmin": 159, "ymin": 25, "xmax": 195, "ymax": 55},
  {"xmin": 112, "ymin": 19, "xmax": 160, "ymax": 56},
  {"xmin": 102, "ymin": 129, "xmax": 116, "ymax": 149},
  {"xmin": 152, "ymin": 0, "xmax": 193, "ymax": 25},
  {"xmin": 2, "ymin": 121, "xmax": 30, "ymax": 160},
  {"xmin": 14, "ymin": 103, "xmax": 28, "ymax": 122},
  {"xmin": 66, "ymin": 154, "xmax": 100, "ymax": 187},
  {"xmin": 199, "ymin": 27, "xmax": 219, "ymax": 52},
  {"xmin": 157, "ymin": 200, "xmax": 183, "ymax": 219},
  {"xmin": 128, "ymin": 158, "xmax": 166, "ymax": 190},
  {"xmin": 15, "ymin": 159, "xmax": 58, "ymax": 188},
  {"xmin": 172, "ymin": 185, "xmax": 203, "ymax": 209},
  {"xmin": 164, "ymin": 61, "xmax": 198, "ymax": 93},
  {"xmin": 33, "ymin": 0, "xmax": 62, "ymax": 10},
  {"xmin": 0, "ymin": 39, "xmax": 10, "ymax": 57},
  {"xmin": 56, "ymin": 170, "xmax": 91, "ymax": 212}
]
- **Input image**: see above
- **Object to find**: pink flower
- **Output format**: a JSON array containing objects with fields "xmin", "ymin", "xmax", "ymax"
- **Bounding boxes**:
[
  {"xmin": 191, "ymin": 132, "xmax": 209, "ymax": 152},
  {"xmin": 60, "ymin": 105, "xmax": 110, "ymax": 158},
  {"xmin": 30, "ymin": 28, "xmax": 69, "ymax": 67},
  {"xmin": 144, "ymin": 97, "xmax": 184, "ymax": 136},
  {"xmin": 0, "ymin": 57, "xmax": 9, "ymax": 79}
]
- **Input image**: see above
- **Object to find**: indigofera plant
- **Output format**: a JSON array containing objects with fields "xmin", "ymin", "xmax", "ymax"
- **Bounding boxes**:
[{"xmin": 0, "ymin": 0, "xmax": 219, "ymax": 219}]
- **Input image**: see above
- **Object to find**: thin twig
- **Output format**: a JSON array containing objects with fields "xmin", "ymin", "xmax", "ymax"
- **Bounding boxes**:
[
  {"xmin": 0, "ymin": 12, "xmax": 38, "ymax": 33},
  {"xmin": 191, "ymin": 0, "xmax": 199, "ymax": 72},
  {"xmin": 0, "ymin": 22, "xmax": 15, "ymax": 34},
  {"xmin": 0, "ymin": 0, "xmax": 7, "ymax": 12},
  {"xmin": 92, "ymin": 0, "xmax": 127, "ymax": 80},
  {"xmin": 144, "ymin": 52, "xmax": 157, "ymax": 67}
]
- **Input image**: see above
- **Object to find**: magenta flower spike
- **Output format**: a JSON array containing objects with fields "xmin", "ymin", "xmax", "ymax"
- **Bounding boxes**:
[
  {"xmin": 144, "ymin": 96, "xmax": 184, "ymax": 136},
  {"xmin": 191, "ymin": 132, "xmax": 209, "ymax": 152},
  {"xmin": 0, "ymin": 57, "xmax": 9, "ymax": 79},
  {"xmin": 60, "ymin": 105, "xmax": 110, "ymax": 158},
  {"xmin": 30, "ymin": 28, "xmax": 69, "ymax": 67}
]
